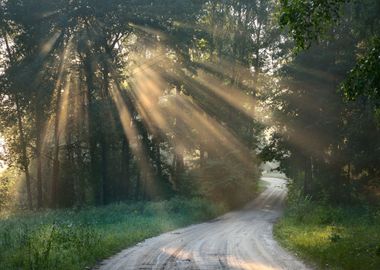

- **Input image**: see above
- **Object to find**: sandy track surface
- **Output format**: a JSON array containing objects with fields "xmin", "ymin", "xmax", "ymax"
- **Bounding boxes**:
[{"xmin": 96, "ymin": 177, "xmax": 310, "ymax": 270}]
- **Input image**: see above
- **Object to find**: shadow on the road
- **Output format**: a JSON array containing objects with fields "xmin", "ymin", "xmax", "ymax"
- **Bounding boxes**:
[{"xmin": 160, "ymin": 247, "xmax": 280, "ymax": 270}]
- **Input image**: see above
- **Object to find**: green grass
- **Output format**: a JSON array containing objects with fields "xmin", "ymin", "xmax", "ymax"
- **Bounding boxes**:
[
  {"xmin": 274, "ymin": 199, "xmax": 380, "ymax": 270},
  {"xmin": 0, "ymin": 197, "xmax": 226, "ymax": 270}
]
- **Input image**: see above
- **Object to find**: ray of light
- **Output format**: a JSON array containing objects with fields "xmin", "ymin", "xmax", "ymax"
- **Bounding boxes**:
[
  {"xmin": 40, "ymin": 30, "xmax": 62, "ymax": 57},
  {"xmin": 57, "ymin": 74, "xmax": 72, "ymax": 141},
  {"xmin": 41, "ymin": 40, "xmax": 72, "ymax": 149},
  {"xmin": 129, "ymin": 23, "xmax": 169, "ymax": 42},
  {"xmin": 109, "ymin": 81, "xmax": 160, "ymax": 197},
  {"xmin": 130, "ymin": 66, "xmax": 171, "ymax": 135},
  {"xmin": 129, "ymin": 64, "xmax": 255, "ymax": 168},
  {"xmin": 195, "ymin": 70, "xmax": 258, "ymax": 120}
]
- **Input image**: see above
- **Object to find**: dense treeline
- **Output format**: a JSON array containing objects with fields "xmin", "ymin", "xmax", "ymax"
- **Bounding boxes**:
[
  {"xmin": 0, "ymin": 0, "xmax": 285, "ymax": 210},
  {"xmin": 0, "ymin": 0, "xmax": 379, "ymax": 211},
  {"xmin": 262, "ymin": 0, "xmax": 380, "ymax": 203}
]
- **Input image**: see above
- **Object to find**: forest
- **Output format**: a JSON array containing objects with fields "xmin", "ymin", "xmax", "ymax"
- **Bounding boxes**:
[{"xmin": 0, "ymin": 0, "xmax": 379, "ymax": 269}]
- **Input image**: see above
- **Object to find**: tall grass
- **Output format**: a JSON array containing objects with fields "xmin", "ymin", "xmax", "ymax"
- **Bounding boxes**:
[
  {"xmin": 0, "ymin": 197, "xmax": 226, "ymax": 270},
  {"xmin": 274, "ymin": 197, "xmax": 380, "ymax": 270}
]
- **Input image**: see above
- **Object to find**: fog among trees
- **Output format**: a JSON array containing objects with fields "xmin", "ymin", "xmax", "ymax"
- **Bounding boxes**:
[{"xmin": 0, "ymin": 0, "xmax": 378, "ymax": 210}]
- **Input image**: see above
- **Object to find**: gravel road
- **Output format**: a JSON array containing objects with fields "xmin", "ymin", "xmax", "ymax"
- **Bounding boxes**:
[{"xmin": 96, "ymin": 177, "xmax": 310, "ymax": 270}]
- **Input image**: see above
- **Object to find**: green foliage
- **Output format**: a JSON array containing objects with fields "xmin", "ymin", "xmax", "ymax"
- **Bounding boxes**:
[
  {"xmin": 278, "ymin": 0, "xmax": 380, "ymax": 122},
  {"xmin": 0, "ymin": 176, "xmax": 11, "ymax": 210},
  {"xmin": 0, "ymin": 197, "xmax": 226, "ymax": 270},
  {"xmin": 0, "ymin": 169, "xmax": 17, "ymax": 210},
  {"xmin": 265, "ymin": 0, "xmax": 380, "ymax": 204},
  {"xmin": 275, "ymin": 200, "xmax": 380, "ymax": 269},
  {"xmin": 342, "ymin": 37, "xmax": 380, "ymax": 114},
  {"xmin": 278, "ymin": 0, "xmax": 347, "ymax": 50}
]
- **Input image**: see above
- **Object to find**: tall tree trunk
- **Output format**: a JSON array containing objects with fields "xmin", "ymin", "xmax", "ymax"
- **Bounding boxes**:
[
  {"xmin": 99, "ymin": 136, "xmax": 107, "ymax": 204},
  {"xmin": 73, "ymin": 145, "xmax": 84, "ymax": 206},
  {"xmin": 172, "ymin": 85, "xmax": 184, "ymax": 191},
  {"xmin": 199, "ymin": 143, "xmax": 205, "ymax": 168},
  {"xmin": 135, "ymin": 170, "xmax": 140, "ymax": 201},
  {"xmin": 83, "ymin": 53, "xmax": 100, "ymax": 205},
  {"xmin": 15, "ymin": 96, "xmax": 33, "ymax": 210},
  {"xmin": 140, "ymin": 124, "xmax": 153, "ymax": 200},
  {"xmin": 51, "ymin": 55, "xmax": 67, "ymax": 208},
  {"xmin": 65, "ymin": 122, "xmax": 76, "ymax": 207},
  {"xmin": 98, "ymin": 58, "xmax": 112, "ymax": 205},
  {"xmin": 153, "ymin": 137, "xmax": 162, "ymax": 181},
  {"xmin": 347, "ymin": 162, "xmax": 351, "ymax": 182},
  {"xmin": 50, "ymin": 34, "xmax": 73, "ymax": 207},
  {"xmin": 51, "ymin": 104, "xmax": 61, "ymax": 208},
  {"xmin": 121, "ymin": 137, "xmax": 130, "ymax": 200},
  {"xmin": 174, "ymin": 150, "xmax": 184, "ymax": 191},
  {"xmin": 304, "ymin": 156, "xmax": 312, "ymax": 196},
  {"xmin": 35, "ymin": 105, "xmax": 43, "ymax": 209},
  {"xmin": 142, "ymin": 171, "xmax": 147, "ymax": 201},
  {"xmin": 2, "ymin": 30, "xmax": 33, "ymax": 209}
]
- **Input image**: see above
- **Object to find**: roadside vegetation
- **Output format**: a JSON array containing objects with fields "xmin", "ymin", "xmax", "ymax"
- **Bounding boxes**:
[
  {"xmin": 275, "ymin": 191, "xmax": 380, "ymax": 270},
  {"xmin": 0, "ymin": 198, "xmax": 226, "ymax": 270}
]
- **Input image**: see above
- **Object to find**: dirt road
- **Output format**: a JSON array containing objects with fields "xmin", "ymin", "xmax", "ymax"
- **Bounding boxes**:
[{"xmin": 96, "ymin": 177, "xmax": 310, "ymax": 270}]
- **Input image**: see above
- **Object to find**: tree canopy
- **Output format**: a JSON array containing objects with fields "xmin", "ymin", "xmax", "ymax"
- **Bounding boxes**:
[{"xmin": 0, "ymin": 0, "xmax": 379, "ymax": 211}]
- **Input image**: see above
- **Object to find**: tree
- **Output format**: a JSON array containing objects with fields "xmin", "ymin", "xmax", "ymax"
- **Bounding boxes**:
[
  {"xmin": 278, "ymin": 0, "xmax": 380, "ymax": 119},
  {"xmin": 263, "ymin": 0, "xmax": 380, "ymax": 202},
  {"xmin": 0, "ymin": 0, "xmax": 266, "ymax": 209}
]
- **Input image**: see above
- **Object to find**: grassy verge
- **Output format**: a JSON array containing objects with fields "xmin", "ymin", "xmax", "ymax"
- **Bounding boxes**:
[
  {"xmin": 274, "ymin": 199, "xmax": 380, "ymax": 270},
  {"xmin": 0, "ymin": 197, "xmax": 226, "ymax": 270}
]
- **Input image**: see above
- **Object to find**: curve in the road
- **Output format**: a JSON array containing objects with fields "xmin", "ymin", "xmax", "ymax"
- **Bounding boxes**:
[{"xmin": 96, "ymin": 177, "xmax": 310, "ymax": 270}]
